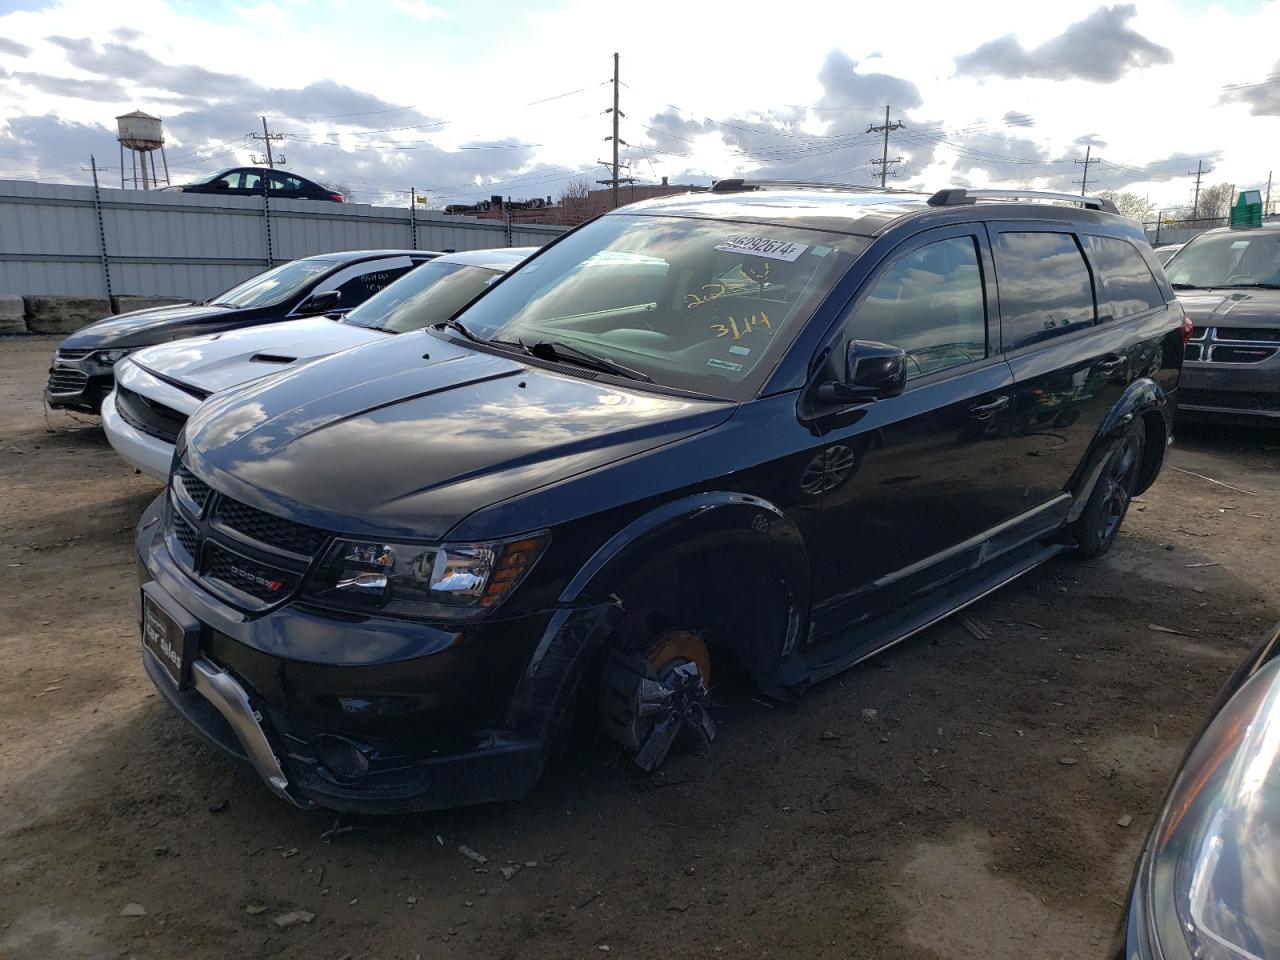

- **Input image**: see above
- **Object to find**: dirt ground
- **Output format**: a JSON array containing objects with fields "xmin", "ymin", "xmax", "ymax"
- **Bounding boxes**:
[{"xmin": 2, "ymin": 334, "xmax": 1279, "ymax": 960}]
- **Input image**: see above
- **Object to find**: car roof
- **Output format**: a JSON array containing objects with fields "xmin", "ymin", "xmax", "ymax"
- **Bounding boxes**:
[
  {"xmin": 296, "ymin": 249, "xmax": 443, "ymax": 265},
  {"xmin": 615, "ymin": 189, "xmax": 933, "ymax": 236},
  {"xmin": 434, "ymin": 247, "xmax": 537, "ymax": 270},
  {"xmin": 1192, "ymin": 221, "xmax": 1280, "ymax": 239},
  {"xmin": 612, "ymin": 187, "xmax": 1135, "ymax": 238}
]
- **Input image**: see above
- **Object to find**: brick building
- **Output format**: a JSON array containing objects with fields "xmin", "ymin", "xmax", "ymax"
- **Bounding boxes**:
[{"xmin": 443, "ymin": 176, "xmax": 707, "ymax": 227}]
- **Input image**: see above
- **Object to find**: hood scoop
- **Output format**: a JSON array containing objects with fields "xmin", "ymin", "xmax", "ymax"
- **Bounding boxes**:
[{"xmin": 250, "ymin": 353, "xmax": 298, "ymax": 365}]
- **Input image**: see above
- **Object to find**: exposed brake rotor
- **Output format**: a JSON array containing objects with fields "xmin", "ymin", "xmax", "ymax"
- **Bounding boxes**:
[{"xmin": 599, "ymin": 629, "xmax": 716, "ymax": 772}]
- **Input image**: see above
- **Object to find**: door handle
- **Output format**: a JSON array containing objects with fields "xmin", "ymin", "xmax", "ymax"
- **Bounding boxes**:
[
  {"xmin": 1095, "ymin": 356, "xmax": 1127, "ymax": 376},
  {"xmin": 968, "ymin": 396, "xmax": 1011, "ymax": 419}
]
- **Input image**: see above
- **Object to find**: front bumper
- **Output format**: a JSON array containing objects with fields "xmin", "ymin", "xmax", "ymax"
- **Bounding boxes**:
[
  {"xmin": 135, "ymin": 494, "xmax": 571, "ymax": 813},
  {"xmin": 1179, "ymin": 359, "xmax": 1280, "ymax": 419},
  {"xmin": 102, "ymin": 390, "xmax": 175, "ymax": 480},
  {"xmin": 45, "ymin": 353, "xmax": 115, "ymax": 412}
]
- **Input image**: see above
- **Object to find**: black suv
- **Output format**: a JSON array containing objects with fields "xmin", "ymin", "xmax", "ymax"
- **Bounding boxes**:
[
  {"xmin": 135, "ymin": 182, "xmax": 1188, "ymax": 812},
  {"xmin": 46, "ymin": 250, "xmax": 437, "ymax": 413}
]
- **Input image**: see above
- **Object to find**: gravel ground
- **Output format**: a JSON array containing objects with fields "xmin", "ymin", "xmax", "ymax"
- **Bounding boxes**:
[{"xmin": 2, "ymin": 334, "xmax": 1278, "ymax": 960}]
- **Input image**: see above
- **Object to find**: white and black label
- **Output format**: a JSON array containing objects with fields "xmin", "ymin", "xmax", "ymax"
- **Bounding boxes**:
[{"xmin": 714, "ymin": 234, "xmax": 809, "ymax": 262}]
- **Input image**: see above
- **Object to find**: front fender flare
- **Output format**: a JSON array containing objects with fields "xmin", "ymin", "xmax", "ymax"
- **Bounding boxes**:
[{"xmin": 505, "ymin": 492, "xmax": 811, "ymax": 741}]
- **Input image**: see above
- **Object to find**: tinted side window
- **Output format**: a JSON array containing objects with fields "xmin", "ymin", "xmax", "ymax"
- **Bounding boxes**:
[
  {"xmin": 331, "ymin": 263, "xmax": 417, "ymax": 307},
  {"xmin": 993, "ymin": 232, "xmax": 1095, "ymax": 350},
  {"xmin": 1082, "ymin": 235, "xmax": 1164, "ymax": 320},
  {"xmin": 850, "ymin": 235, "xmax": 987, "ymax": 380},
  {"xmin": 241, "ymin": 169, "xmax": 264, "ymax": 192}
]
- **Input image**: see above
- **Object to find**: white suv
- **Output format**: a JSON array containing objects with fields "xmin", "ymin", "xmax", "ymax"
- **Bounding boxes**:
[{"xmin": 103, "ymin": 247, "xmax": 534, "ymax": 479}]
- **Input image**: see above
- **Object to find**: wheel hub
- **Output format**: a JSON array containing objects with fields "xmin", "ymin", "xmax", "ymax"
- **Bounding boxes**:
[{"xmin": 599, "ymin": 632, "xmax": 716, "ymax": 771}]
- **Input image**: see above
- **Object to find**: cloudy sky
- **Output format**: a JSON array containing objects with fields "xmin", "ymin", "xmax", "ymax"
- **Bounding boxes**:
[{"xmin": 0, "ymin": 0, "xmax": 1277, "ymax": 212}]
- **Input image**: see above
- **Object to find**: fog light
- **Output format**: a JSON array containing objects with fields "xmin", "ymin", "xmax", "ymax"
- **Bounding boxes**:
[{"xmin": 313, "ymin": 735, "xmax": 371, "ymax": 783}]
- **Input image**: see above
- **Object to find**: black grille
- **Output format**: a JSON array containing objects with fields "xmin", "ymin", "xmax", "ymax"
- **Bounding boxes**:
[
  {"xmin": 170, "ymin": 508, "xmax": 200, "ymax": 561},
  {"xmin": 175, "ymin": 464, "xmax": 213, "ymax": 513},
  {"xmin": 1185, "ymin": 343, "xmax": 1203, "ymax": 361},
  {"xmin": 1190, "ymin": 326, "xmax": 1208, "ymax": 341},
  {"xmin": 1215, "ymin": 327, "xmax": 1280, "ymax": 343},
  {"xmin": 115, "ymin": 387, "xmax": 188, "ymax": 444},
  {"xmin": 1212, "ymin": 345, "xmax": 1277, "ymax": 364},
  {"xmin": 215, "ymin": 498, "xmax": 328, "ymax": 556},
  {"xmin": 55, "ymin": 348, "xmax": 93, "ymax": 360},
  {"xmin": 1182, "ymin": 389, "xmax": 1280, "ymax": 412},
  {"xmin": 46, "ymin": 368, "xmax": 88, "ymax": 394},
  {"xmin": 203, "ymin": 541, "xmax": 300, "ymax": 605}
]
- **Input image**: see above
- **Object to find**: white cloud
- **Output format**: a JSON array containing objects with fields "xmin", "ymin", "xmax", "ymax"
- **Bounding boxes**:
[{"xmin": 393, "ymin": 0, "xmax": 448, "ymax": 22}]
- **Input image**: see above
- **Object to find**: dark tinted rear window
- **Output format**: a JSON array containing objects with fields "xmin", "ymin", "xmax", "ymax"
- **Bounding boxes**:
[
  {"xmin": 993, "ymin": 232, "xmax": 1095, "ymax": 350},
  {"xmin": 1082, "ymin": 235, "xmax": 1164, "ymax": 320}
]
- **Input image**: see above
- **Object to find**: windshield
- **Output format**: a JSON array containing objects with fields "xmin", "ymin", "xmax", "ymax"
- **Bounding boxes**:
[
  {"xmin": 1166, "ymin": 232, "xmax": 1280, "ymax": 288},
  {"xmin": 342, "ymin": 261, "xmax": 503, "ymax": 334},
  {"xmin": 212, "ymin": 259, "xmax": 337, "ymax": 309},
  {"xmin": 452, "ymin": 214, "xmax": 866, "ymax": 397}
]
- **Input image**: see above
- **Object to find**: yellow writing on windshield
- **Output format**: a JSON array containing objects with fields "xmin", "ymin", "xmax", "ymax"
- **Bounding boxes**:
[{"xmin": 711, "ymin": 312, "xmax": 771, "ymax": 341}]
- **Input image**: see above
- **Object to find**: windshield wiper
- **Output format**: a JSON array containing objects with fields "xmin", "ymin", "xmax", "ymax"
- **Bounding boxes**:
[
  {"xmin": 434, "ymin": 317, "xmax": 488, "ymax": 345},
  {"xmin": 1170, "ymin": 283, "xmax": 1202, "ymax": 290},
  {"xmin": 523, "ymin": 339, "xmax": 654, "ymax": 383},
  {"xmin": 1226, "ymin": 282, "xmax": 1280, "ymax": 289}
]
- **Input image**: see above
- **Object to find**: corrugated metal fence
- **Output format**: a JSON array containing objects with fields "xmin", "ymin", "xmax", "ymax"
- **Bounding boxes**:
[{"xmin": 0, "ymin": 179, "xmax": 567, "ymax": 301}]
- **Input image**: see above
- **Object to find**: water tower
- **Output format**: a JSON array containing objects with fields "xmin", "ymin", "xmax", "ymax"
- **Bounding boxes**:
[{"xmin": 116, "ymin": 110, "xmax": 170, "ymax": 190}]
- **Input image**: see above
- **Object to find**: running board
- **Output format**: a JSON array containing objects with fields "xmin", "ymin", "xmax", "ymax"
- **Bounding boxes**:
[{"xmin": 778, "ymin": 541, "xmax": 1066, "ymax": 692}]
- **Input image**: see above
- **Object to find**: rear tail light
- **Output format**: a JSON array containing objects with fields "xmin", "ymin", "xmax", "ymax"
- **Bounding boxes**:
[
  {"xmin": 329, "ymin": 193, "xmax": 345, "ymax": 203},
  {"xmin": 1181, "ymin": 315, "xmax": 1194, "ymax": 346}
]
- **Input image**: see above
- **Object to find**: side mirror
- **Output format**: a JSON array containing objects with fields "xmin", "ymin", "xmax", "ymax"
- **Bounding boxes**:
[
  {"xmin": 300, "ymin": 289, "xmax": 341, "ymax": 314},
  {"xmin": 817, "ymin": 340, "xmax": 907, "ymax": 405}
]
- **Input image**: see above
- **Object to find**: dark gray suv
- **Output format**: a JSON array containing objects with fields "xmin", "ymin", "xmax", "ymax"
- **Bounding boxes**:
[{"xmin": 1166, "ymin": 221, "xmax": 1280, "ymax": 420}]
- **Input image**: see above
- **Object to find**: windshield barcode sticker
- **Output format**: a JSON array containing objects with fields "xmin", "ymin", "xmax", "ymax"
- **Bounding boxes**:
[{"xmin": 714, "ymin": 235, "xmax": 809, "ymax": 262}]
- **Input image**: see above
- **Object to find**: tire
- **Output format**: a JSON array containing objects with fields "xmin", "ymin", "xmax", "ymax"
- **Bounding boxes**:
[{"xmin": 1070, "ymin": 420, "xmax": 1145, "ymax": 560}]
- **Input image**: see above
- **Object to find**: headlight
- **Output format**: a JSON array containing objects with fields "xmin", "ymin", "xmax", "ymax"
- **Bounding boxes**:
[
  {"xmin": 97, "ymin": 348, "xmax": 132, "ymax": 365},
  {"xmin": 1132, "ymin": 654, "xmax": 1280, "ymax": 960},
  {"xmin": 303, "ymin": 533, "xmax": 548, "ymax": 620}
]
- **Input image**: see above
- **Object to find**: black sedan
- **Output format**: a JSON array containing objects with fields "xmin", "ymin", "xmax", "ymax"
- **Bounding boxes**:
[
  {"xmin": 45, "ymin": 250, "xmax": 438, "ymax": 413},
  {"xmin": 1115, "ymin": 619, "xmax": 1280, "ymax": 959},
  {"xmin": 165, "ymin": 167, "xmax": 345, "ymax": 202}
]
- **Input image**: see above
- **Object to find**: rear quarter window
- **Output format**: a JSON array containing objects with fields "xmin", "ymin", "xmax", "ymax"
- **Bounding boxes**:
[
  {"xmin": 993, "ymin": 231, "xmax": 1096, "ymax": 351},
  {"xmin": 1082, "ymin": 235, "xmax": 1164, "ymax": 320}
]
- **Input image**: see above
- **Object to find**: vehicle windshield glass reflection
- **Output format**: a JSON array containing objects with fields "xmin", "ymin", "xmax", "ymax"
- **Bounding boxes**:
[
  {"xmin": 342, "ymin": 263, "xmax": 502, "ymax": 334},
  {"xmin": 452, "ymin": 214, "xmax": 867, "ymax": 397},
  {"xmin": 1166, "ymin": 232, "xmax": 1280, "ymax": 288},
  {"xmin": 212, "ymin": 260, "xmax": 338, "ymax": 309}
]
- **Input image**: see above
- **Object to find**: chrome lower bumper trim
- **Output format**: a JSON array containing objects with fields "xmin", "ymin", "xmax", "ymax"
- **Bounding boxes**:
[{"xmin": 189, "ymin": 658, "xmax": 304, "ymax": 807}]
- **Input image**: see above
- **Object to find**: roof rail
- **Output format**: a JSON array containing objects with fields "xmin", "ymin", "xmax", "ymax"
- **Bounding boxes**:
[
  {"xmin": 927, "ymin": 188, "xmax": 1119, "ymax": 215},
  {"xmin": 710, "ymin": 178, "xmax": 921, "ymax": 195}
]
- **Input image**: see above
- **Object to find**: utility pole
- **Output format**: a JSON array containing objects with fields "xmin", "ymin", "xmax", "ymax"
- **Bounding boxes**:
[
  {"xmin": 597, "ymin": 53, "xmax": 634, "ymax": 207},
  {"xmin": 1186, "ymin": 160, "xmax": 1211, "ymax": 219},
  {"xmin": 1073, "ymin": 145, "xmax": 1101, "ymax": 196},
  {"xmin": 611, "ymin": 53, "xmax": 620, "ymax": 210},
  {"xmin": 867, "ymin": 105, "xmax": 904, "ymax": 188},
  {"xmin": 1266, "ymin": 170, "xmax": 1273, "ymax": 217},
  {"xmin": 598, "ymin": 54, "xmax": 634, "ymax": 205},
  {"xmin": 251, "ymin": 116, "xmax": 286, "ymax": 168}
]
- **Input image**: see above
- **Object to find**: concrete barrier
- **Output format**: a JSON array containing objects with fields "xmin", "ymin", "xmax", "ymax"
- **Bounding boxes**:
[
  {"xmin": 111, "ymin": 296, "xmax": 191, "ymax": 314},
  {"xmin": 24, "ymin": 297, "xmax": 112, "ymax": 334},
  {"xmin": 0, "ymin": 295, "xmax": 24, "ymax": 335}
]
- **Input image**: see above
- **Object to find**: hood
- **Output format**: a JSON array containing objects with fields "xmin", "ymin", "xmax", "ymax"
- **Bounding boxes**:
[
  {"xmin": 1177, "ymin": 288, "xmax": 1280, "ymax": 330},
  {"xmin": 185, "ymin": 332, "xmax": 734, "ymax": 540},
  {"xmin": 60, "ymin": 301, "xmax": 238, "ymax": 348},
  {"xmin": 130, "ymin": 316, "xmax": 387, "ymax": 395}
]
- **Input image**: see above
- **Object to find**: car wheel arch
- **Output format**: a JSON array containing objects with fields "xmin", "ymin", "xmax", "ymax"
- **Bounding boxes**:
[
  {"xmin": 1066, "ymin": 377, "xmax": 1170, "ymax": 521},
  {"xmin": 507, "ymin": 493, "xmax": 811, "ymax": 734}
]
